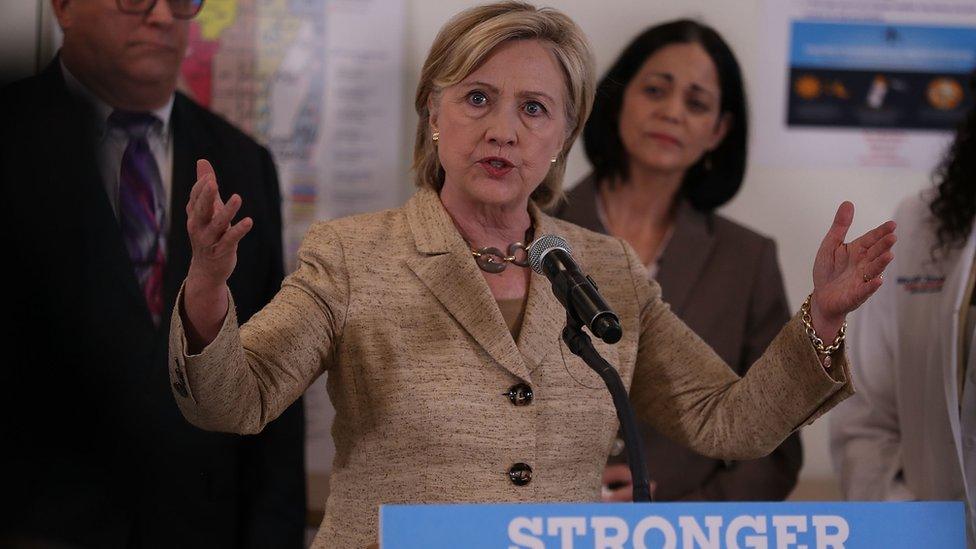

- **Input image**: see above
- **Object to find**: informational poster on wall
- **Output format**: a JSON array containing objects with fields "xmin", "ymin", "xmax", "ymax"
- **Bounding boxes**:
[
  {"xmin": 179, "ymin": 0, "xmax": 405, "ymax": 262},
  {"xmin": 177, "ymin": 0, "xmax": 405, "ymax": 516},
  {"xmin": 756, "ymin": 0, "xmax": 976, "ymax": 170}
]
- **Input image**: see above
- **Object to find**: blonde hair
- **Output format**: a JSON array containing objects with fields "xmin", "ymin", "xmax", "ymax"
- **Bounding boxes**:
[{"xmin": 413, "ymin": 1, "xmax": 595, "ymax": 208}]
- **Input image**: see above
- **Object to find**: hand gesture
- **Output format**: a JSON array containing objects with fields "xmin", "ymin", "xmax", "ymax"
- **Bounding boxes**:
[
  {"xmin": 186, "ymin": 159, "xmax": 253, "ymax": 288},
  {"xmin": 182, "ymin": 159, "xmax": 253, "ymax": 349},
  {"xmin": 810, "ymin": 202, "xmax": 896, "ymax": 336}
]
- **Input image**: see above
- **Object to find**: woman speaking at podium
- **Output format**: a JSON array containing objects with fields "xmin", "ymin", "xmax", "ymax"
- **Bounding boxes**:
[{"xmin": 168, "ymin": 2, "xmax": 895, "ymax": 546}]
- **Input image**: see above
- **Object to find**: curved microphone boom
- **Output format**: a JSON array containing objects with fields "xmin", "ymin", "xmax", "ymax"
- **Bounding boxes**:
[
  {"xmin": 528, "ymin": 234, "xmax": 652, "ymax": 502},
  {"xmin": 528, "ymin": 234, "xmax": 623, "ymax": 345}
]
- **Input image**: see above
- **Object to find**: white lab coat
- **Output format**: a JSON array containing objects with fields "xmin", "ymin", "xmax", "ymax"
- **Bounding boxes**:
[{"xmin": 830, "ymin": 192, "xmax": 976, "ymax": 544}]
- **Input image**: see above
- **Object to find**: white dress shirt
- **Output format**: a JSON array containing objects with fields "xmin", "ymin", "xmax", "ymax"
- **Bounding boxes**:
[{"xmin": 60, "ymin": 61, "xmax": 174, "ymax": 236}]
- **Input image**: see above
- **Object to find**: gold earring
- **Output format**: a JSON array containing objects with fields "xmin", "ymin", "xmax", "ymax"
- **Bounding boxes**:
[{"xmin": 432, "ymin": 131, "xmax": 439, "ymax": 142}]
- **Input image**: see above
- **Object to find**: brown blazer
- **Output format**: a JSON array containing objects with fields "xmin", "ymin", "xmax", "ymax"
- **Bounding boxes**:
[
  {"xmin": 553, "ymin": 176, "xmax": 802, "ymax": 501},
  {"xmin": 168, "ymin": 187, "xmax": 852, "ymax": 548}
]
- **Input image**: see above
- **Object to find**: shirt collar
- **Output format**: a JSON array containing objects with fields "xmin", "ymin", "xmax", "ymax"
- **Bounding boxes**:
[{"xmin": 60, "ymin": 58, "xmax": 174, "ymax": 138}]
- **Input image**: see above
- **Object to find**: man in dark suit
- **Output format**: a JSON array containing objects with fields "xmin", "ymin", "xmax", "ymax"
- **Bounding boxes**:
[{"xmin": 0, "ymin": 1, "xmax": 305, "ymax": 547}]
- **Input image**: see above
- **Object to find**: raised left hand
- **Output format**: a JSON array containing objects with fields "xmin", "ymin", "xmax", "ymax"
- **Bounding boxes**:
[{"xmin": 810, "ymin": 201, "xmax": 896, "ymax": 337}]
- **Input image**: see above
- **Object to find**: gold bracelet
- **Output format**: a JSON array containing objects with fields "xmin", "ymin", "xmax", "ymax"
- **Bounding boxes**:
[{"xmin": 800, "ymin": 293, "xmax": 846, "ymax": 369}]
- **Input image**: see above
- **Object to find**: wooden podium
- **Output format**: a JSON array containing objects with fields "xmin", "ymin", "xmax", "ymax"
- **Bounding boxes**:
[{"xmin": 380, "ymin": 501, "xmax": 965, "ymax": 548}]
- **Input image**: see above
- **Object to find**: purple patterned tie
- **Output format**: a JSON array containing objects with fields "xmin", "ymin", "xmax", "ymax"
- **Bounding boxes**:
[{"xmin": 110, "ymin": 110, "xmax": 166, "ymax": 326}]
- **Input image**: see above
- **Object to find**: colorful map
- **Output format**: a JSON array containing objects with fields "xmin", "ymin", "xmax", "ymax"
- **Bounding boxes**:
[{"xmin": 179, "ymin": 0, "xmax": 328, "ymax": 259}]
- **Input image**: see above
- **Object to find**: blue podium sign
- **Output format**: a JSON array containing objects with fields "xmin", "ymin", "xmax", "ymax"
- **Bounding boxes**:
[{"xmin": 380, "ymin": 501, "xmax": 964, "ymax": 548}]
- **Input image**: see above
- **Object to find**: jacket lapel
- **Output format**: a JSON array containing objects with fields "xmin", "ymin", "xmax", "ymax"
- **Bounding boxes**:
[
  {"xmin": 404, "ymin": 189, "xmax": 532, "ymax": 382},
  {"xmin": 654, "ymin": 201, "xmax": 715, "ymax": 316},
  {"xmin": 515, "ymin": 209, "xmax": 568, "ymax": 374}
]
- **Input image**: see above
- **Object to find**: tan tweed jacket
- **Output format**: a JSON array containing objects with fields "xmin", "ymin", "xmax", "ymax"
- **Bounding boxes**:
[{"xmin": 169, "ymin": 187, "xmax": 853, "ymax": 548}]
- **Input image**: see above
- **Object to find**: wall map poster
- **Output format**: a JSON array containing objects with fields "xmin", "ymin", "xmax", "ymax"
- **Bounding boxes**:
[{"xmin": 179, "ymin": 0, "xmax": 405, "ymax": 262}]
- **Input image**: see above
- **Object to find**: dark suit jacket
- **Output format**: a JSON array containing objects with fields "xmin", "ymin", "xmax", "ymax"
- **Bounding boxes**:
[
  {"xmin": 553, "ymin": 175, "xmax": 802, "ymax": 501},
  {"xmin": 0, "ymin": 60, "xmax": 305, "ymax": 548}
]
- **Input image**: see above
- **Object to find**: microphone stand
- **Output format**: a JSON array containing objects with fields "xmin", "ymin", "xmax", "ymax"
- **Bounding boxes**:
[{"xmin": 562, "ymin": 311, "xmax": 653, "ymax": 503}]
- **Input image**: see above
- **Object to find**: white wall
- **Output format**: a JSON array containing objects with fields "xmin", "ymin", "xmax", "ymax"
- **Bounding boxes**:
[
  {"xmin": 0, "ymin": 1, "xmax": 59, "ymax": 85},
  {"xmin": 403, "ymin": 0, "xmax": 935, "ymax": 486},
  {"xmin": 0, "ymin": 1, "xmax": 41, "ymax": 85}
]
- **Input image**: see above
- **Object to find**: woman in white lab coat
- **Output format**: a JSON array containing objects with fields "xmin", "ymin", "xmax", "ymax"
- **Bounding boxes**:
[{"xmin": 830, "ymin": 80, "xmax": 976, "ymax": 545}]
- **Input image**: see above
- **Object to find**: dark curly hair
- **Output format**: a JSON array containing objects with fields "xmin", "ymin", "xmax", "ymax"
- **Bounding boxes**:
[
  {"xmin": 930, "ymin": 72, "xmax": 976, "ymax": 253},
  {"xmin": 582, "ymin": 19, "xmax": 747, "ymax": 212}
]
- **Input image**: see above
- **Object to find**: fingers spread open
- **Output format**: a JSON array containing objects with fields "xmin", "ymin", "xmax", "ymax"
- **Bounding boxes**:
[
  {"xmin": 211, "ymin": 217, "xmax": 253, "ymax": 255},
  {"xmin": 189, "ymin": 161, "xmax": 216, "ymax": 214},
  {"xmin": 853, "ymin": 220, "xmax": 897, "ymax": 254},
  {"xmin": 196, "ymin": 193, "xmax": 233, "ymax": 243},
  {"xmin": 206, "ymin": 195, "xmax": 243, "ymax": 241},
  {"xmin": 861, "ymin": 231, "xmax": 897, "ymax": 263},
  {"xmin": 214, "ymin": 194, "xmax": 242, "ymax": 229},
  {"xmin": 187, "ymin": 173, "xmax": 210, "ymax": 216},
  {"xmin": 822, "ymin": 201, "xmax": 855, "ymax": 249},
  {"xmin": 863, "ymin": 251, "xmax": 894, "ymax": 281},
  {"xmin": 193, "ymin": 177, "xmax": 217, "ymax": 225}
]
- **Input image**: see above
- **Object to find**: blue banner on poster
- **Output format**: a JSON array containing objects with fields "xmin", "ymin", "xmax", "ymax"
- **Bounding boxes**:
[
  {"xmin": 790, "ymin": 21, "xmax": 976, "ymax": 73},
  {"xmin": 380, "ymin": 501, "xmax": 964, "ymax": 548},
  {"xmin": 785, "ymin": 21, "xmax": 976, "ymax": 129}
]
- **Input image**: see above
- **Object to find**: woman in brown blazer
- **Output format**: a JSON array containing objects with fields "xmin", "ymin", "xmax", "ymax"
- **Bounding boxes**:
[
  {"xmin": 169, "ymin": 3, "xmax": 895, "ymax": 547},
  {"xmin": 553, "ymin": 20, "xmax": 801, "ymax": 502}
]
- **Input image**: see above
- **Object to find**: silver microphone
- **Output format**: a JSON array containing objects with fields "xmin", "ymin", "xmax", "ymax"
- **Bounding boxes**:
[{"xmin": 528, "ymin": 234, "xmax": 622, "ymax": 344}]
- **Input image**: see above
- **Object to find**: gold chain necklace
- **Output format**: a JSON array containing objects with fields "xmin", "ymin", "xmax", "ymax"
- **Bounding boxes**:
[
  {"xmin": 470, "ymin": 241, "xmax": 531, "ymax": 273},
  {"xmin": 465, "ymin": 226, "xmax": 535, "ymax": 274}
]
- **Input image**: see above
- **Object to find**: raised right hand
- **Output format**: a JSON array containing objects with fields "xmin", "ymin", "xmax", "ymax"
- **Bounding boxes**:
[
  {"xmin": 182, "ymin": 159, "xmax": 253, "ymax": 349},
  {"xmin": 186, "ymin": 159, "xmax": 253, "ymax": 287}
]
